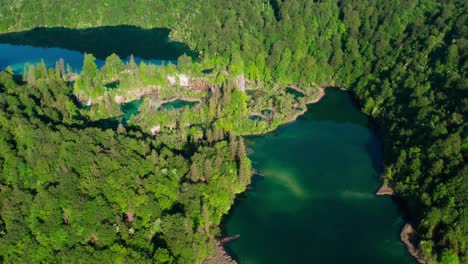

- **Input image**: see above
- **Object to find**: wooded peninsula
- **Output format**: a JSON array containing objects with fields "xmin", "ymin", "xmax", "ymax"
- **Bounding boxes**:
[{"xmin": 0, "ymin": 1, "xmax": 466, "ymax": 263}]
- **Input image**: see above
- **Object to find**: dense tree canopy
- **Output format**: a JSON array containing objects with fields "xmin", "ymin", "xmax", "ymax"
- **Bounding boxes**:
[
  {"xmin": 0, "ymin": 70, "xmax": 251, "ymax": 263},
  {"xmin": 0, "ymin": 0, "xmax": 466, "ymax": 263}
]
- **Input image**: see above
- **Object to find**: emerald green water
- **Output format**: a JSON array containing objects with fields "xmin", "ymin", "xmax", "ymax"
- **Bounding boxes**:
[
  {"xmin": 119, "ymin": 99, "xmax": 196, "ymax": 125},
  {"xmin": 249, "ymin": 115, "xmax": 265, "ymax": 121},
  {"xmin": 120, "ymin": 99, "xmax": 143, "ymax": 125},
  {"xmin": 285, "ymin": 87, "xmax": 305, "ymax": 98},
  {"xmin": 0, "ymin": 27, "xmax": 195, "ymax": 127},
  {"xmin": 224, "ymin": 88, "xmax": 414, "ymax": 264},
  {"xmin": 161, "ymin": 99, "xmax": 198, "ymax": 110}
]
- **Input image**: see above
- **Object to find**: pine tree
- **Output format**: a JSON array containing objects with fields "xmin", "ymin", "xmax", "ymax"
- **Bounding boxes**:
[
  {"xmin": 229, "ymin": 135, "xmax": 238, "ymax": 160},
  {"xmin": 129, "ymin": 54, "xmax": 136, "ymax": 70},
  {"xmin": 190, "ymin": 163, "xmax": 200, "ymax": 182},
  {"xmin": 26, "ymin": 65, "xmax": 36, "ymax": 86},
  {"xmin": 237, "ymin": 137, "xmax": 246, "ymax": 160},
  {"xmin": 206, "ymin": 129, "xmax": 213, "ymax": 143},
  {"xmin": 237, "ymin": 138, "xmax": 251, "ymax": 184},
  {"xmin": 55, "ymin": 58, "xmax": 65, "ymax": 79},
  {"xmin": 204, "ymin": 159, "xmax": 213, "ymax": 180}
]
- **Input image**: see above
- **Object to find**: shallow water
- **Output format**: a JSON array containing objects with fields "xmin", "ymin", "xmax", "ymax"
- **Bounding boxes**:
[
  {"xmin": 120, "ymin": 99, "xmax": 143, "ymax": 125},
  {"xmin": 224, "ymin": 88, "xmax": 414, "ymax": 264},
  {"xmin": 161, "ymin": 99, "xmax": 198, "ymax": 110}
]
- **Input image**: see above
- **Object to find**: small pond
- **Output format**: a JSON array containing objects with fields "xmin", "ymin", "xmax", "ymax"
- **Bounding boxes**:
[
  {"xmin": 160, "ymin": 99, "xmax": 199, "ymax": 110},
  {"xmin": 285, "ymin": 86, "xmax": 305, "ymax": 98}
]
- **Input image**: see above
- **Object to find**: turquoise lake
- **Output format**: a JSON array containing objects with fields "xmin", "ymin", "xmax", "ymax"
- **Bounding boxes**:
[
  {"xmin": 120, "ymin": 99, "xmax": 143, "ymax": 125},
  {"xmin": 224, "ymin": 88, "xmax": 415, "ymax": 264},
  {"xmin": 0, "ymin": 26, "xmax": 193, "ymax": 73},
  {"xmin": 161, "ymin": 99, "xmax": 199, "ymax": 110},
  {"xmin": 0, "ymin": 28, "xmax": 414, "ymax": 264}
]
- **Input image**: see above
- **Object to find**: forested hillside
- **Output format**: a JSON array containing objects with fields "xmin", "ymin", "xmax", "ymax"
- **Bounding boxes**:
[
  {"xmin": 0, "ymin": 0, "xmax": 466, "ymax": 263},
  {"xmin": 0, "ymin": 69, "xmax": 251, "ymax": 263}
]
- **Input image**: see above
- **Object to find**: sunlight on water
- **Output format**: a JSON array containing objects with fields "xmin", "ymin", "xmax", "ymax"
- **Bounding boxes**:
[
  {"xmin": 261, "ymin": 167, "xmax": 308, "ymax": 199},
  {"xmin": 225, "ymin": 88, "xmax": 414, "ymax": 264}
]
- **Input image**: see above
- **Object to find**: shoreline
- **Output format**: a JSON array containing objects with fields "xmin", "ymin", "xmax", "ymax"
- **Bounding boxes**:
[
  {"xmin": 158, "ymin": 96, "xmax": 203, "ymax": 105},
  {"xmin": 213, "ymin": 86, "xmax": 421, "ymax": 264},
  {"xmin": 375, "ymin": 181, "xmax": 426, "ymax": 263},
  {"xmin": 204, "ymin": 86, "xmax": 327, "ymax": 264},
  {"xmin": 203, "ymin": 242, "xmax": 237, "ymax": 264},
  {"xmin": 400, "ymin": 223, "xmax": 427, "ymax": 264},
  {"xmin": 282, "ymin": 87, "xmax": 326, "ymax": 125},
  {"xmin": 375, "ymin": 182, "xmax": 394, "ymax": 196}
]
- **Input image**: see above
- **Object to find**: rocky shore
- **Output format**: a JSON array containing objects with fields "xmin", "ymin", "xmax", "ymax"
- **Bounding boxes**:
[
  {"xmin": 285, "ymin": 87, "xmax": 325, "ymax": 125},
  {"xmin": 400, "ymin": 223, "xmax": 427, "ymax": 264},
  {"xmin": 307, "ymin": 87, "xmax": 326, "ymax": 104},
  {"xmin": 376, "ymin": 183, "xmax": 394, "ymax": 196},
  {"xmin": 206, "ymin": 87, "xmax": 327, "ymax": 263},
  {"xmin": 203, "ymin": 242, "xmax": 237, "ymax": 264},
  {"xmin": 375, "ymin": 182, "xmax": 427, "ymax": 264}
]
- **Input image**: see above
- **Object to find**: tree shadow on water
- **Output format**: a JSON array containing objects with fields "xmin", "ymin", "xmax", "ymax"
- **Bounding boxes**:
[
  {"xmin": 365, "ymin": 132, "xmax": 384, "ymax": 179},
  {"xmin": 0, "ymin": 25, "xmax": 196, "ymax": 60}
]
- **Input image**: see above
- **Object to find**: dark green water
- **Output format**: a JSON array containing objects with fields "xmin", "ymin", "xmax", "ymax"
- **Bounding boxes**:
[
  {"xmin": 249, "ymin": 115, "xmax": 265, "ymax": 121},
  {"xmin": 285, "ymin": 87, "xmax": 305, "ymax": 98},
  {"xmin": 120, "ymin": 99, "xmax": 143, "ymax": 125},
  {"xmin": 0, "ymin": 27, "xmax": 194, "ymax": 126},
  {"xmin": 119, "ymin": 99, "xmax": 197, "ymax": 125},
  {"xmin": 261, "ymin": 109, "xmax": 274, "ymax": 117},
  {"xmin": 0, "ymin": 26, "xmax": 194, "ymax": 73},
  {"xmin": 224, "ymin": 88, "xmax": 414, "ymax": 264},
  {"xmin": 161, "ymin": 99, "xmax": 198, "ymax": 110}
]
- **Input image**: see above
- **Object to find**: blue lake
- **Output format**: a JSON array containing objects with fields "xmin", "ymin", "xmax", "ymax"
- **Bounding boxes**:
[{"xmin": 0, "ymin": 26, "xmax": 193, "ymax": 73}]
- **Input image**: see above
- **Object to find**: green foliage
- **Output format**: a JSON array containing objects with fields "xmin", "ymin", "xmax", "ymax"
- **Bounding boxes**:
[
  {"xmin": 102, "ymin": 53, "xmax": 124, "ymax": 79},
  {"xmin": 0, "ymin": 70, "xmax": 249, "ymax": 263},
  {"xmin": 75, "ymin": 54, "xmax": 104, "ymax": 101},
  {"xmin": 440, "ymin": 250, "xmax": 460, "ymax": 264},
  {"xmin": 0, "ymin": 0, "xmax": 467, "ymax": 262}
]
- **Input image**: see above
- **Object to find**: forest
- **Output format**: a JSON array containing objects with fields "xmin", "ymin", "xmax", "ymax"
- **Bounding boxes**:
[
  {"xmin": 0, "ymin": 0, "xmax": 466, "ymax": 263},
  {"xmin": 0, "ymin": 68, "xmax": 252, "ymax": 263}
]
